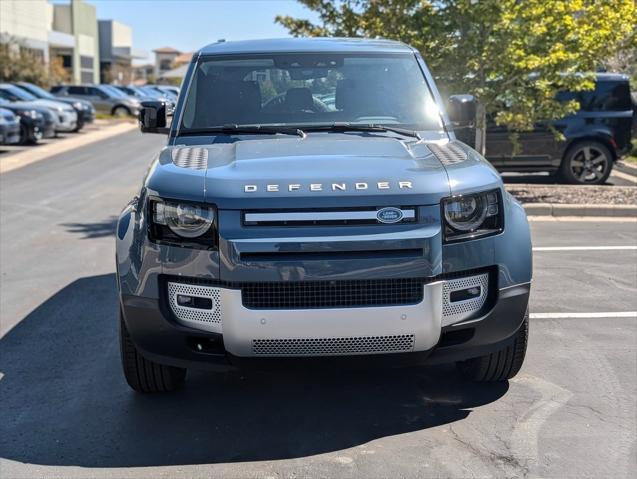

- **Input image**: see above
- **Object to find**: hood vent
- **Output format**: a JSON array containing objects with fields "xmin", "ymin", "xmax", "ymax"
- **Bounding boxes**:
[
  {"xmin": 171, "ymin": 147, "xmax": 208, "ymax": 170},
  {"xmin": 427, "ymin": 141, "xmax": 468, "ymax": 165}
]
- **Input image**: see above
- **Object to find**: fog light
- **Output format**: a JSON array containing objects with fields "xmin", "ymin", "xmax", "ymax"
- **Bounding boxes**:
[
  {"xmin": 450, "ymin": 286, "xmax": 481, "ymax": 302},
  {"xmin": 176, "ymin": 294, "xmax": 213, "ymax": 309}
]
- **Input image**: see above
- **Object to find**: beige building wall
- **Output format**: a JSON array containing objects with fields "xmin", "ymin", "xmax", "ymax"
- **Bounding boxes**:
[
  {"xmin": 0, "ymin": 0, "xmax": 52, "ymax": 61},
  {"xmin": 0, "ymin": 0, "xmax": 50, "ymax": 43},
  {"xmin": 111, "ymin": 21, "xmax": 132, "ymax": 48}
]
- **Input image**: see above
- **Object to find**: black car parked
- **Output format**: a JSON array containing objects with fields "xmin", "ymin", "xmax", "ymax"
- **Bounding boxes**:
[
  {"xmin": 485, "ymin": 73, "xmax": 634, "ymax": 184},
  {"xmin": 0, "ymin": 107, "xmax": 20, "ymax": 145},
  {"xmin": 0, "ymin": 99, "xmax": 54, "ymax": 144},
  {"xmin": 14, "ymin": 82, "xmax": 95, "ymax": 131}
]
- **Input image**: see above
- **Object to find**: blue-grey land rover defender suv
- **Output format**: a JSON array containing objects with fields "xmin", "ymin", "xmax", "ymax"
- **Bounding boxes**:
[{"xmin": 117, "ymin": 38, "xmax": 532, "ymax": 393}]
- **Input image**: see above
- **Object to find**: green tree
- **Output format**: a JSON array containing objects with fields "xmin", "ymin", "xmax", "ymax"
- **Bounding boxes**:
[
  {"xmin": 276, "ymin": 0, "xmax": 636, "ymax": 153},
  {"xmin": 0, "ymin": 38, "xmax": 50, "ymax": 86}
]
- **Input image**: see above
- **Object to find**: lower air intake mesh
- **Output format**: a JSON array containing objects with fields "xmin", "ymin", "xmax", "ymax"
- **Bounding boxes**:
[
  {"xmin": 241, "ymin": 278, "xmax": 425, "ymax": 309},
  {"xmin": 252, "ymin": 334, "xmax": 415, "ymax": 356}
]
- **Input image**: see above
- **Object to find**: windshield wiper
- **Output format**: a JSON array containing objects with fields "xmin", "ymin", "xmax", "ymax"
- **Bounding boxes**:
[
  {"xmin": 302, "ymin": 123, "xmax": 421, "ymax": 140},
  {"xmin": 179, "ymin": 124, "xmax": 306, "ymax": 138}
]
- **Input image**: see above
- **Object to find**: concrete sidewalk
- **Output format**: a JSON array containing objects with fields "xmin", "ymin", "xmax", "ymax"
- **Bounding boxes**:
[
  {"xmin": 524, "ymin": 202, "xmax": 637, "ymax": 218},
  {"xmin": 0, "ymin": 121, "xmax": 138, "ymax": 174}
]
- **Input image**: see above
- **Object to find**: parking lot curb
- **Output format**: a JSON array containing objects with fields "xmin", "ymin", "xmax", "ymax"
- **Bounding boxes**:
[
  {"xmin": 0, "ymin": 121, "xmax": 137, "ymax": 175},
  {"xmin": 524, "ymin": 203, "xmax": 637, "ymax": 217}
]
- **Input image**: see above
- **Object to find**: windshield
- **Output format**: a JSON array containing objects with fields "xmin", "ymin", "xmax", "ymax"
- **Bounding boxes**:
[
  {"xmin": 115, "ymin": 86, "xmax": 135, "ymax": 96},
  {"xmin": 139, "ymin": 86, "xmax": 162, "ymax": 98},
  {"xmin": 21, "ymin": 83, "xmax": 54, "ymax": 99},
  {"xmin": 2, "ymin": 85, "xmax": 37, "ymax": 101},
  {"xmin": 101, "ymin": 85, "xmax": 127, "ymax": 98},
  {"xmin": 180, "ymin": 53, "xmax": 442, "ymax": 132}
]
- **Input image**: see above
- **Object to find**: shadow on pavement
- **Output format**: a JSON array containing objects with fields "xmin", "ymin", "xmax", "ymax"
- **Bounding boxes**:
[
  {"xmin": 0, "ymin": 274, "xmax": 509, "ymax": 468},
  {"xmin": 61, "ymin": 217, "xmax": 118, "ymax": 239}
]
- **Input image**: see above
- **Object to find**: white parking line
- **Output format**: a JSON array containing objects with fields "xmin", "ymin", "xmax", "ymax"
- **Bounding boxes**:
[
  {"xmin": 531, "ymin": 312, "xmax": 637, "ymax": 319},
  {"xmin": 611, "ymin": 168, "xmax": 637, "ymax": 184},
  {"xmin": 533, "ymin": 246, "xmax": 637, "ymax": 251}
]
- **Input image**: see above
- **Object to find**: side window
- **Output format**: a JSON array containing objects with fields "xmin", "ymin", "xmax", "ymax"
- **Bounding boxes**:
[
  {"xmin": 559, "ymin": 81, "xmax": 632, "ymax": 112},
  {"xmin": 67, "ymin": 86, "xmax": 86, "ymax": 95},
  {"xmin": 590, "ymin": 81, "xmax": 631, "ymax": 111},
  {"xmin": 0, "ymin": 89, "xmax": 19, "ymax": 101},
  {"xmin": 88, "ymin": 87, "xmax": 107, "ymax": 99}
]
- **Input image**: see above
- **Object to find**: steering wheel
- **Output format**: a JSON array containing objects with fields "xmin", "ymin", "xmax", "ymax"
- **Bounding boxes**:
[{"xmin": 262, "ymin": 93, "xmax": 330, "ymax": 113}]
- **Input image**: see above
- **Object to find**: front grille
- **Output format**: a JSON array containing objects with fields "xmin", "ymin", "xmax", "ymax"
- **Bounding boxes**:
[
  {"xmin": 241, "ymin": 278, "xmax": 425, "ymax": 309},
  {"xmin": 162, "ymin": 268, "xmax": 492, "ymax": 311},
  {"xmin": 252, "ymin": 335, "xmax": 415, "ymax": 356},
  {"xmin": 242, "ymin": 207, "xmax": 416, "ymax": 227}
]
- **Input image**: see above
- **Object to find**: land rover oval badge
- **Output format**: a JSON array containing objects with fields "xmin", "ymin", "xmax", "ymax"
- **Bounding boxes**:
[{"xmin": 377, "ymin": 207, "xmax": 403, "ymax": 224}]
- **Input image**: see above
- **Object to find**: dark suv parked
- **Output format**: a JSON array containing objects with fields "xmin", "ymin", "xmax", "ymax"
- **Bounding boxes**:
[{"xmin": 485, "ymin": 73, "xmax": 634, "ymax": 184}]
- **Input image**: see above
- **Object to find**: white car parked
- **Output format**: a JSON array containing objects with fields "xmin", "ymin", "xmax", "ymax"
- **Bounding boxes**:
[{"xmin": 0, "ymin": 84, "xmax": 77, "ymax": 133}]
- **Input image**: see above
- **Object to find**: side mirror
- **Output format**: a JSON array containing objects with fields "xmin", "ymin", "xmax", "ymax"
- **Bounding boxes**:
[
  {"xmin": 447, "ymin": 94, "xmax": 477, "ymax": 127},
  {"xmin": 139, "ymin": 101, "xmax": 169, "ymax": 134},
  {"xmin": 447, "ymin": 94, "xmax": 477, "ymax": 148}
]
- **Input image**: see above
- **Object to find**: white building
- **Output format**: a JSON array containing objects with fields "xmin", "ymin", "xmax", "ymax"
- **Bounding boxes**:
[{"xmin": 1, "ymin": 0, "xmax": 145, "ymax": 84}]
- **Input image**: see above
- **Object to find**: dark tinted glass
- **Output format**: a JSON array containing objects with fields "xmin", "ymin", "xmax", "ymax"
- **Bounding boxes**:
[
  {"xmin": 18, "ymin": 83, "xmax": 54, "ymax": 99},
  {"xmin": 68, "ymin": 86, "xmax": 86, "ymax": 95},
  {"xmin": 88, "ymin": 87, "xmax": 108, "ymax": 97},
  {"xmin": 557, "ymin": 80, "xmax": 632, "ymax": 112},
  {"xmin": 181, "ymin": 53, "xmax": 442, "ymax": 131},
  {"xmin": 1, "ymin": 85, "xmax": 36, "ymax": 101}
]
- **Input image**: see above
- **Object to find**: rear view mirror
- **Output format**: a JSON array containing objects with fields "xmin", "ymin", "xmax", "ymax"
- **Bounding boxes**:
[
  {"xmin": 139, "ymin": 101, "xmax": 169, "ymax": 134},
  {"xmin": 447, "ymin": 94, "xmax": 477, "ymax": 126}
]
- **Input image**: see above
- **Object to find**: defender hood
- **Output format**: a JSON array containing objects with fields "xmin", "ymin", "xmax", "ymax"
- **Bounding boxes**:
[{"xmin": 151, "ymin": 135, "xmax": 501, "ymax": 209}]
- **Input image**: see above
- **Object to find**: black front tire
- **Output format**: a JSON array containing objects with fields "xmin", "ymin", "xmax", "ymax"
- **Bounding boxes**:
[
  {"xmin": 457, "ymin": 308, "xmax": 529, "ymax": 382},
  {"xmin": 559, "ymin": 141, "xmax": 613, "ymax": 185},
  {"xmin": 112, "ymin": 106, "xmax": 131, "ymax": 117},
  {"xmin": 20, "ymin": 124, "xmax": 39, "ymax": 145},
  {"xmin": 119, "ymin": 309, "xmax": 186, "ymax": 393}
]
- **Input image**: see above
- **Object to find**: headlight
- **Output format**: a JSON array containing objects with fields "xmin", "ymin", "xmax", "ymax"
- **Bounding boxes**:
[
  {"xmin": 442, "ymin": 189, "xmax": 503, "ymax": 242},
  {"xmin": 18, "ymin": 109, "xmax": 39, "ymax": 118},
  {"xmin": 150, "ymin": 198, "xmax": 217, "ymax": 248},
  {"xmin": 73, "ymin": 102, "xmax": 82, "ymax": 110}
]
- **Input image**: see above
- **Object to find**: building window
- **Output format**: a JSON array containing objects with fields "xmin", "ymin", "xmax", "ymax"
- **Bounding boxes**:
[
  {"xmin": 80, "ymin": 56, "xmax": 94, "ymax": 69},
  {"xmin": 160, "ymin": 59, "xmax": 172, "ymax": 71}
]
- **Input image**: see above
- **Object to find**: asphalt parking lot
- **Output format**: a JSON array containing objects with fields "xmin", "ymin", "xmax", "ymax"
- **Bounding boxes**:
[{"xmin": 0, "ymin": 131, "xmax": 635, "ymax": 478}]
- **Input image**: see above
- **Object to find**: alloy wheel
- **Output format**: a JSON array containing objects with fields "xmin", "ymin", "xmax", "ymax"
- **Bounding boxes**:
[{"xmin": 569, "ymin": 145, "xmax": 610, "ymax": 183}]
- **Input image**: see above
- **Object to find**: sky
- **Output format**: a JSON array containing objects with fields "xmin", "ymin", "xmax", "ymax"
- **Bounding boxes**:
[{"xmin": 84, "ymin": 0, "xmax": 320, "ymax": 64}]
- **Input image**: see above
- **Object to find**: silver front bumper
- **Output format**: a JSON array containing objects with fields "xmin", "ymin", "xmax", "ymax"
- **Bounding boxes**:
[
  {"xmin": 166, "ymin": 273, "xmax": 489, "ymax": 358},
  {"xmin": 56, "ymin": 111, "xmax": 78, "ymax": 131}
]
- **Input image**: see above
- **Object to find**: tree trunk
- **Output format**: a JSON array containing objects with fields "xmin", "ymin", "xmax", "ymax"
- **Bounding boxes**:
[{"xmin": 474, "ymin": 104, "xmax": 487, "ymax": 156}]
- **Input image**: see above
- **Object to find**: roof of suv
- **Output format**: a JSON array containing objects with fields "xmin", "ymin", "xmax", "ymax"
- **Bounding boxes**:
[
  {"xmin": 594, "ymin": 72, "xmax": 630, "ymax": 82},
  {"xmin": 198, "ymin": 37, "xmax": 415, "ymax": 56}
]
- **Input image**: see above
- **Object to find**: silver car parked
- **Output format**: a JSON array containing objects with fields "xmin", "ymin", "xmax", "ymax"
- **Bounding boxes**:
[{"xmin": 51, "ymin": 84, "xmax": 141, "ymax": 117}]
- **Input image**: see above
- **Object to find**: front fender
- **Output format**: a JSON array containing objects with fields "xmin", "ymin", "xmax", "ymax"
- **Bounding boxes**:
[{"xmin": 494, "ymin": 192, "xmax": 532, "ymax": 288}]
